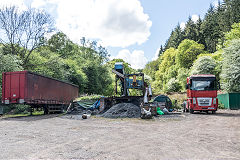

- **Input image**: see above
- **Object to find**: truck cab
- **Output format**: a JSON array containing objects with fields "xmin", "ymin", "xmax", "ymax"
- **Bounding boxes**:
[{"xmin": 185, "ymin": 74, "xmax": 218, "ymax": 114}]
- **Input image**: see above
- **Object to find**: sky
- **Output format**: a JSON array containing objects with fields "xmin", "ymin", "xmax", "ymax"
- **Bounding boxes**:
[{"xmin": 0, "ymin": 0, "xmax": 220, "ymax": 69}]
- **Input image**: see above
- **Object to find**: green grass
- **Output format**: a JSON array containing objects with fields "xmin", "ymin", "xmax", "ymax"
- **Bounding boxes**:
[
  {"xmin": 75, "ymin": 94, "xmax": 102, "ymax": 101},
  {"xmin": 2, "ymin": 111, "xmax": 44, "ymax": 118}
]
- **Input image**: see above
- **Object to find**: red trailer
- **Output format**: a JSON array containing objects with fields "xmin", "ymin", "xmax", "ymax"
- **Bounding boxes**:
[{"xmin": 2, "ymin": 71, "xmax": 79, "ymax": 113}]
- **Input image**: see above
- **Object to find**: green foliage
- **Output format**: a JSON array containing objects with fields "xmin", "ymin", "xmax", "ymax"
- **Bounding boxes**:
[
  {"xmin": 224, "ymin": 22, "xmax": 240, "ymax": 47},
  {"xmin": 221, "ymin": 39, "xmax": 240, "ymax": 92},
  {"xmin": 218, "ymin": 102, "xmax": 225, "ymax": 109},
  {"xmin": 0, "ymin": 48, "xmax": 23, "ymax": 98},
  {"xmin": 177, "ymin": 68, "xmax": 190, "ymax": 91},
  {"xmin": 28, "ymin": 49, "xmax": 68, "ymax": 80},
  {"xmin": 108, "ymin": 58, "xmax": 135, "ymax": 74},
  {"xmin": 83, "ymin": 60, "xmax": 112, "ymax": 95},
  {"xmin": 145, "ymin": 0, "xmax": 240, "ymax": 95},
  {"xmin": 153, "ymin": 48, "xmax": 178, "ymax": 93},
  {"xmin": 25, "ymin": 33, "xmax": 113, "ymax": 95},
  {"xmin": 176, "ymin": 39, "xmax": 206, "ymax": 69},
  {"xmin": 165, "ymin": 24, "xmax": 184, "ymax": 49},
  {"xmin": 165, "ymin": 78, "xmax": 181, "ymax": 93},
  {"xmin": 76, "ymin": 95, "xmax": 102, "ymax": 101},
  {"xmin": 12, "ymin": 105, "xmax": 30, "ymax": 114},
  {"xmin": 143, "ymin": 59, "xmax": 160, "ymax": 81},
  {"xmin": 190, "ymin": 56, "xmax": 217, "ymax": 75}
]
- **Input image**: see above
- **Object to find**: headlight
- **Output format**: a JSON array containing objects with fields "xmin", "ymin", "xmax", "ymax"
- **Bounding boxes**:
[
  {"xmin": 213, "ymin": 98, "xmax": 216, "ymax": 104},
  {"xmin": 193, "ymin": 98, "xmax": 196, "ymax": 104}
]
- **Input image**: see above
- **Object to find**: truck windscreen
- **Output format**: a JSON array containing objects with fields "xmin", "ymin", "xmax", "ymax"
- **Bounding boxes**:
[{"xmin": 190, "ymin": 79, "xmax": 216, "ymax": 91}]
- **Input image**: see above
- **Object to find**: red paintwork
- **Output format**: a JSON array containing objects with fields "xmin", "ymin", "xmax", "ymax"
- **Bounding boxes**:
[
  {"xmin": 187, "ymin": 90, "xmax": 217, "ymax": 98},
  {"xmin": 2, "ymin": 71, "xmax": 79, "ymax": 105},
  {"xmin": 186, "ymin": 74, "xmax": 218, "ymax": 112}
]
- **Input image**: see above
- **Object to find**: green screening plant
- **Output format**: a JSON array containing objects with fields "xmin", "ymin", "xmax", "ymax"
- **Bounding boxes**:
[
  {"xmin": 0, "ymin": 50, "xmax": 23, "ymax": 98},
  {"xmin": 224, "ymin": 22, "xmax": 240, "ymax": 47},
  {"xmin": 190, "ymin": 56, "xmax": 217, "ymax": 75},
  {"xmin": 164, "ymin": 78, "xmax": 181, "ymax": 93},
  {"xmin": 176, "ymin": 39, "xmax": 206, "ymax": 69},
  {"xmin": 221, "ymin": 39, "xmax": 240, "ymax": 92}
]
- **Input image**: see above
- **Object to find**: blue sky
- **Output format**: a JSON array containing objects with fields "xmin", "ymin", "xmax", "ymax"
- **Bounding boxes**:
[{"xmin": 1, "ymin": 0, "xmax": 219, "ymax": 69}]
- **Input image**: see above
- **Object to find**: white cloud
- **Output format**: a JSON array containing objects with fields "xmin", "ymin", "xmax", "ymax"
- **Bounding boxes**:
[
  {"xmin": 31, "ymin": 0, "xmax": 46, "ymax": 8},
  {"xmin": 0, "ymin": 0, "xmax": 27, "ymax": 11},
  {"xmin": 180, "ymin": 22, "xmax": 186, "ymax": 30},
  {"xmin": 152, "ymin": 48, "xmax": 160, "ymax": 61},
  {"xmin": 111, "ymin": 49, "xmax": 148, "ymax": 69},
  {"xmin": 191, "ymin": 14, "xmax": 199, "ymax": 23},
  {"xmin": 31, "ymin": 0, "xmax": 152, "ymax": 48}
]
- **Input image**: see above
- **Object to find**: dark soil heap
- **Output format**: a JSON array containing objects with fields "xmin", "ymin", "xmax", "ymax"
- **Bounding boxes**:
[{"xmin": 101, "ymin": 103, "xmax": 141, "ymax": 118}]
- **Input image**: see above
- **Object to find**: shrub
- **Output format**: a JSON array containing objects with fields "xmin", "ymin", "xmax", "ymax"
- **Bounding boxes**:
[
  {"xmin": 190, "ymin": 56, "xmax": 216, "ymax": 75},
  {"xmin": 221, "ymin": 39, "xmax": 240, "ymax": 92},
  {"xmin": 165, "ymin": 78, "xmax": 181, "ymax": 92}
]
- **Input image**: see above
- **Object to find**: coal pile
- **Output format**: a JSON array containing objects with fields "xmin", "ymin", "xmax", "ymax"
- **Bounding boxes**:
[{"xmin": 101, "ymin": 103, "xmax": 141, "ymax": 118}]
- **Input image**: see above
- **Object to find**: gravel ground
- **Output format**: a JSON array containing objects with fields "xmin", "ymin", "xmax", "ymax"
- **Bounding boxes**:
[
  {"xmin": 100, "ymin": 103, "xmax": 141, "ymax": 118},
  {"xmin": 0, "ymin": 109, "xmax": 240, "ymax": 160}
]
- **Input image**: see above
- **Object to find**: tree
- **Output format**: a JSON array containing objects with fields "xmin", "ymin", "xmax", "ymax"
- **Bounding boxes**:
[
  {"xmin": 184, "ymin": 17, "xmax": 198, "ymax": 41},
  {"xmin": 165, "ymin": 78, "xmax": 181, "ymax": 93},
  {"xmin": 221, "ymin": 39, "xmax": 240, "ymax": 92},
  {"xmin": 47, "ymin": 32, "xmax": 76, "ymax": 58},
  {"xmin": 0, "ymin": 45, "xmax": 23, "ymax": 98},
  {"xmin": 153, "ymin": 48, "xmax": 178, "ymax": 93},
  {"xmin": 177, "ymin": 68, "xmax": 190, "ymax": 91},
  {"xmin": 201, "ymin": 4, "xmax": 222, "ymax": 52},
  {"xmin": 176, "ymin": 39, "xmax": 205, "ymax": 69},
  {"xmin": 0, "ymin": 6, "xmax": 54, "ymax": 66},
  {"xmin": 164, "ymin": 24, "xmax": 184, "ymax": 49},
  {"xmin": 158, "ymin": 45, "xmax": 164, "ymax": 57},
  {"xmin": 190, "ymin": 56, "xmax": 217, "ymax": 75},
  {"xmin": 224, "ymin": 22, "xmax": 240, "ymax": 47},
  {"xmin": 143, "ymin": 60, "xmax": 160, "ymax": 81}
]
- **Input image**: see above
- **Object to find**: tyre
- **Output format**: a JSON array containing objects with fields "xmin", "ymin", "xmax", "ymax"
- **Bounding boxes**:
[{"xmin": 212, "ymin": 110, "xmax": 216, "ymax": 114}]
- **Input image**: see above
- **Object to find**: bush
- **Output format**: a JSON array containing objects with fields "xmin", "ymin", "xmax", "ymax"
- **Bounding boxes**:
[
  {"xmin": 190, "ymin": 56, "xmax": 217, "ymax": 75},
  {"xmin": 2, "ymin": 104, "xmax": 30, "ymax": 114},
  {"xmin": 221, "ymin": 39, "xmax": 240, "ymax": 92},
  {"xmin": 218, "ymin": 102, "xmax": 225, "ymax": 109},
  {"xmin": 0, "ymin": 50, "xmax": 23, "ymax": 99},
  {"xmin": 177, "ymin": 68, "xmax": 190, "ymax": 91},
  {"xmin": 165, "ymin": 78, "xmax": 181, "ymax": 92}
]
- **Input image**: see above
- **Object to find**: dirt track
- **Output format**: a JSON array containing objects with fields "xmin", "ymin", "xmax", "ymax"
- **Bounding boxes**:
[{"xmin": 0, "ymin": 110, "xmax": 240, "ymax": 160}]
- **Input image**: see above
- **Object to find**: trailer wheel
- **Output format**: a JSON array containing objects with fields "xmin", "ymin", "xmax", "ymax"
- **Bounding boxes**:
[{"xmin": 190, "ymin": 109, "xmax": 194, "ymax": 114}]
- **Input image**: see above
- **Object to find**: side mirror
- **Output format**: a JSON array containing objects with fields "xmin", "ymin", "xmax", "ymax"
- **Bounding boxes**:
[
  {"xmin": 218, "ymin": 82, "xmax": 221, "ymax": 90},
  {"xmin": 185, "ymin": 84, "xmax": 189, "ymax": 89}
]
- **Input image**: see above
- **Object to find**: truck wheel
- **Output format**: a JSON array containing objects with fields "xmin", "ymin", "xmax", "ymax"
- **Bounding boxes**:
[
  {"xmin": 212, "ymin": 110, "xmax": 216, "ymax": 114},
  {"xmin": 190, "ymin": 109, "xmax": 194, "ymax": 114}
]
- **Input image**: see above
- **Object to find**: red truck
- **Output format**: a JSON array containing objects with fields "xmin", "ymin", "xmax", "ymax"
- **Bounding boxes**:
[
  {"xmin": 2, "ymin": 71, "xmax": 79, "ymax": 114},
  {"xmin": 184, "ymin": 74, "xmax": 218, "ymax": 114}
]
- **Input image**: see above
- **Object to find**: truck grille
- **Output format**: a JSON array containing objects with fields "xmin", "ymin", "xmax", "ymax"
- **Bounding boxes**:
[{"xmin": 197, "ymin": 98, "xmax": 212, "ymax": 106}]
